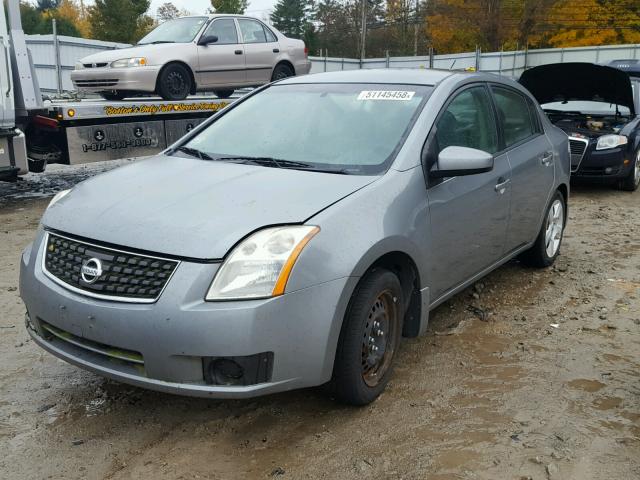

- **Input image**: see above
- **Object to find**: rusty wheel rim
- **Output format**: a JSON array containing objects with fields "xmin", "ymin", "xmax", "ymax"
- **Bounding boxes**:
[{"xmin": 361, "ymin": 290, "xmax": 399, "ymax": 387}]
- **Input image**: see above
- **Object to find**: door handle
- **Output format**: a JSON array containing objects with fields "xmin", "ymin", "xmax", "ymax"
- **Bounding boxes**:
[
  {"xmin": 273, "ymin": 48, "xmax": 280, "ymax": 53},
  {"xmin": 495, "ymin": 178, "xmax": 510, "ymax": 194},
  {"xmin": 541, "ymin": 151, "xmax": 553, "ymax": 166},
  {"xmin": 234, "ymin": 49, "xmax": 243, "ymax": 55}
]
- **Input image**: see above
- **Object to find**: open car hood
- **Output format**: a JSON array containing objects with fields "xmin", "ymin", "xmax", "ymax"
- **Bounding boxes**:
[{"xmin": 519, "ymin": 63, "xmax": 635, "ymax": 115}]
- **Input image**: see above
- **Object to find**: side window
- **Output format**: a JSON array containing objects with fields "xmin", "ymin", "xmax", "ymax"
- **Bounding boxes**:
[
  {"xmin": 263, "ymin": 26, "xmax": 277, "ymax": 43},
  {"xmin": 492, "ymin": 87, "xmax": 536, "ymax": 147},
  {"xmin": 526, "ymin": 97, "xmax": 543, "ymax": 134},
  {"xmin": 435, "ymin": 86, "xmax": 499, "ymax": 156},
  {"xmin": 238, "ymin": 19, "xmax": 267, "ymax": 44},
  {"xmin": 203, "ymin": 18, "xmax": 238, "ymax": 44}
]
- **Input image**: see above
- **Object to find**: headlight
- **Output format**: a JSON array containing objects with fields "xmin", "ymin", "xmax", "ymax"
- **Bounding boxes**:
[
  {"xmin": 206, "ymin": 226, "xmax": 320, "ymax": 301},
  {"xmin": 596, "ymin": 134, "xmax": 627, "ymax": 151},
  {"xmin": 74, "ymin": 62, "xmax": 84, "ymax": 70},
  {"xmin": 47, "ymin": 189, "xmax": 70, "ymax": 209},
  {"xmin": 111, "ymin": 57, "xmax": 147, "ymax": 68}
]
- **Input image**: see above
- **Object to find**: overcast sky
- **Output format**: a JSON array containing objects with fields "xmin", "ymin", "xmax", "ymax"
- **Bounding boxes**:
[{"xmin": 149, "ymin": 0, "xmax": 277, "ymax": 21}]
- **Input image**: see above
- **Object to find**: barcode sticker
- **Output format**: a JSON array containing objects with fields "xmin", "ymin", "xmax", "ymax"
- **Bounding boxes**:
[{"xmin": 357, "ymin": 90, "xmax": 415, "ymax": 101}]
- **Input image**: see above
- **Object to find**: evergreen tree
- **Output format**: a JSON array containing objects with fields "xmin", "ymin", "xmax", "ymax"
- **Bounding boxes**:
[
  {"xmin": 210, "ymin": 0, "xmax": 248, "ymax": 14},
  {"xmin": 271, "ymin": 0, "xmax": 308, "ymax": 39},
  {"xmin": 88, "ymin": 0, "xmax": 151, "ymax": 43}
]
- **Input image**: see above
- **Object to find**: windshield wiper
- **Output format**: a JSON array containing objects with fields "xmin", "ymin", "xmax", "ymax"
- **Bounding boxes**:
[
  {"xmin": 217, "ymin": 156, "xmax": 351, "ymax": 174},
  {"xmin": 138, "ymin": 40, "xmax": 175, "ymax": 45},
  {"xmin": 175, "ymin": 146, "xmax": 213, "ymax": 160}
]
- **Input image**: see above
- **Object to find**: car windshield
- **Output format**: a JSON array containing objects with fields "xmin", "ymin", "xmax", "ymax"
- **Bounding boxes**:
[
  {"xmin": 542, "ymin": 100, "xmax": 631, "ymax": 116},
  {"xmin": 138, "ymin": 17, "xmax": 208, "ymax": 44},
  {"xmin": 181, "ymin": 83, "xmax": 431, "ymax": 175}
]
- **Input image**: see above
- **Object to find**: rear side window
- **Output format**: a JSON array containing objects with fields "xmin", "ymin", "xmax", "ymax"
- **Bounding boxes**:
[
  {"xmin": 204, "ymin": 19, "xmax": 238, "ymax": 44},
  {"xmin": 492, "ymin": 87, "xmax": 536, "ymax": 147},
  {"xmin": 264, "ymin": 26, "xmax": 277, "ymax": 42},
  {"xmin": 238, "ymin": 19, "xmax": 267, "ymax": 43},
  {"xmin": 435, "ymin": 86, "xmax": 499, "ymax": 154}
]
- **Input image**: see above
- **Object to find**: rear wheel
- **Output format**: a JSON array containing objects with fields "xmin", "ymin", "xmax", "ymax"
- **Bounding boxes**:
[
  {"xmin": 101, "ymin": 91, "xmax": 126, "ymax": 101},
  {"xmin": 329, "ymin": 269, "xmax": 403, "ymax": 405},
  {"xmin": 157, "ymin": 64, "xmax": 192, "ymax": 100},
  {"xmin": 213, "ymin": 89, "xmax": 234, "ymax": 99},
  {"xmin": 520, "ymin": 191, "xmax": 566, "ymax": 268},
  {"xmin": 619, "ymin": 149, "xmax": 640, "ymax": 192},
  {"xmin": 271, "ymin": 63, "xmax": 294, "ymax": 81}
]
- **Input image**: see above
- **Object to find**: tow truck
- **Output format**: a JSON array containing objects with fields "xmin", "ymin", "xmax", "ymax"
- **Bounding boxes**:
[{"xmin": 0, "ymin": 0, "xmax": 236, "ymax": 181}]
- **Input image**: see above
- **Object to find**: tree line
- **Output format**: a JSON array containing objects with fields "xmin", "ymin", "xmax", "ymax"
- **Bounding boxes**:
[{"xmin": 19, "ymin": 0, "xmax": 640, "ymax": 54}]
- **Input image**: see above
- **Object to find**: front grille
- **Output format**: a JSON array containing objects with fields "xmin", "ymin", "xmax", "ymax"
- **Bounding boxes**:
[
  {"xmin": 74, "ymin": 79, "xmax": 119, "ymax": 87},
  {"xmin": 83, "ymin": 62, "xmax": 108, "ymax": 68},
  {"xmin": 43, "ymin": 232, "xmax": 178, "ymax": 302},
  {"xmin": 568, "ymin": 137, "xmax": 589, "ymax": 172},
  {"xmin": 569, "ymin": 140, "xmax": 587, "ymax": 155}
]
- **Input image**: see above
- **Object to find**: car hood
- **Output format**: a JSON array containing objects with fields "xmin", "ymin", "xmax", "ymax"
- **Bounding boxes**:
[
  {"xmin": 79, "ymin": 43, "xmax": 187, "ymax": 65},
  {"xmin": 519, "ymin": 63, "xmax": 635, "ymax": 115},
  {"xmin": 42, "ymin": 156, "xmax": 377, "ymax": 260}
]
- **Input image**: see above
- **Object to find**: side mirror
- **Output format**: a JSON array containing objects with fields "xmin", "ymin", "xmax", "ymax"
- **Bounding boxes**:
[
  {"xmin": 198, "ymin": 35, "xmax": 218, "ymax": 46},
  {"xmin": 431, "ymin": 146, "xmax": 494, "ymax": 178}
]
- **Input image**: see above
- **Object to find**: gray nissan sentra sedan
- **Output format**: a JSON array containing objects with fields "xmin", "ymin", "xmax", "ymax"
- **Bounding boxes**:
[{"xmin": 20, "ymin": 69, "xmax": 570, "ymax": 405}]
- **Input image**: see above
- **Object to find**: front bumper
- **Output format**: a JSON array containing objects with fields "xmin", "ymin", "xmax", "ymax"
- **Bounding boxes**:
[
  {"xmin": 71, "ymin": 66, "xmax": 161, "ymax": 93},
  {"xmin": 20, "ymin": 230, "xmax": 353, "ymax": 398},
  {"xmin": 572, "ymin": 145, "xmax": 633, "ymax": 181}
]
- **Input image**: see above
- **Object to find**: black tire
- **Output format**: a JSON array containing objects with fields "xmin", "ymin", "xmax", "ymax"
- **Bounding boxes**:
[
  {"xmin": 28, "ymin": 157, "xmax": 46, "ymax": 173},
  {"xmin": 520, "ymin": 191, "xmax": 566, "ymax": 268},
  {"xmin": 100, "ymin": 91, "xmax": 127, "ymax": 101},
  {"xmin": 271, "ymin": 63, "xmax": 295, "ymax": 82},
  {"xmin": 329, "ymin": 269, "xmax": 404, "ymax": 406},
  {"xmin": 157, "ymin": 63, "xmax": 192, "ymax": 100},
  {"xmin": 618, "ymin": 149, "xmax": 640, "ymax": 192},
  {"xmin": 213, "ymin": 89, "xmax": 234, "ymax": 99}
]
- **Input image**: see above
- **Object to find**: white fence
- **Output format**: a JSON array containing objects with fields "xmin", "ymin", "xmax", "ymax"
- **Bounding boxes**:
[
  {"xmin": 26, "ymin": 34, "xmax": 129, "ymax": 93},
  {"xmin": 24, "ymin": 34, "xmax": 640, "ymax": 93},
  {"xmin": 310, "ymin": 43, "xmax": 640, "ymax": 78}
]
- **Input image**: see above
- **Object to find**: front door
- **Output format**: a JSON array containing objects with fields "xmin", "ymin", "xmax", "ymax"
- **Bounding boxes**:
[
  {"xmin": 426, "ymin": 85, "xmax": 512, "ymax": 301},
  {"xmin": 490, "ymin": 85, "xmax": 555, "ymax": 252},
  {"xmin": 196, "ymin": 18, "xmax": 246, "ymax": 87},
  {"xmin": 237, "ymin": 18, "xmax": 280, "ymax": 84}
]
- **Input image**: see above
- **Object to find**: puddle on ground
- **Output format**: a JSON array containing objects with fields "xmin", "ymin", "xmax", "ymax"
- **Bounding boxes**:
[{"xmin": 568, "ymin": 379, "xmax": 606, "ymax": 392}]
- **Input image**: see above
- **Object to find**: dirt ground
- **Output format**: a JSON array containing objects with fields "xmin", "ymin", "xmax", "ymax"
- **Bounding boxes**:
[{"xmin": 0, "ymin": 167, "xmax": 638, "ymax": 480}]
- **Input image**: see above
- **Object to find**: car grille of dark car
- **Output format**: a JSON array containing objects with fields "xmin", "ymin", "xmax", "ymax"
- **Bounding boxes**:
[
  {"xmin": 83, "ymin": 63, "xmax": 109, "ymax": 68},
  {"xmin": 43, "ymin": 233, "xmax": 178, "ymax": 302},
  {"xmin": 568, "ymin": 138, "xmax": 589, "ymax": 172},
  {"xmin": 74, "ymin": 79, "xmax": 119, "ymax": 88}
]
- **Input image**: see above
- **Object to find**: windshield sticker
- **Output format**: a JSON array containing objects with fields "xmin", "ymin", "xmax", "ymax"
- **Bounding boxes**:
[{"xmin": 357, "ymin": 91, "xmax": 415, "ymax": 101}]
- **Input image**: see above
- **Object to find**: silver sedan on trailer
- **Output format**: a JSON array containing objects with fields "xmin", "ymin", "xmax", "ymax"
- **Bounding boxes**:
[
  {"xmin": 21, "ymin": 69, "xmax": 570, "ymax": 405},
  {"xmin": 71, "ymin": 15, "xmax": 311, "ymax": 101}
]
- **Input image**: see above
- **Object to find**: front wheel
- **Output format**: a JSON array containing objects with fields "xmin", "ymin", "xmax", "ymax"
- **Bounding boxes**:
[
  {"xmin": 157, "ymin": 64, "xmax": 192, "ymax": 100},
  {"xmin": 619, "ymin": 149, "xmax": 640, "ymax": 192},
  {"xmin": 329, "ymin": 269, "xmax": 403, "ymax": 405},
  {"xmin": 520, "ymin": 191, "xmax": 566, "ymax": 268},
  {"xmin": 213, "ymin": 89, "xmax": 234, "ymax": 99},
  {"xmin": 101, "ymin": 91, "xmax": 127, "ymax": 101}
]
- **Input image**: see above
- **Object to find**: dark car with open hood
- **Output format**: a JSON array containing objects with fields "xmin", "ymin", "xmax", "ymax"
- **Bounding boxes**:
[{"xmin": 520, "ymin": 62, "xmax": 640, "ymax": 191}]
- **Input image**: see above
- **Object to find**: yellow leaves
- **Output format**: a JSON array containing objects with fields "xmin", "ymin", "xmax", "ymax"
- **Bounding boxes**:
[{"xmin": 42, "ymin": 0, "xmax": 92, "ymax": 38}]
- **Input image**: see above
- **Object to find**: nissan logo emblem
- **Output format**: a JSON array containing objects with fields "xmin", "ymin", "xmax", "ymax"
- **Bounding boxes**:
[{"xmin": 81, "ymin": 258, "xmax": 103, "ymax": 284}]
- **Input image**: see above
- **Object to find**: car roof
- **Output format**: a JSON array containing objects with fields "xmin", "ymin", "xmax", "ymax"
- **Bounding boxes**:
[{"xmin": 279, "ymin": 68, "xmax": 468, "ymax": 87}]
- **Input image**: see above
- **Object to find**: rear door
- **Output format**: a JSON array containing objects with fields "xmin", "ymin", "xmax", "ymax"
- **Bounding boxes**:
[
  {"xmin": 196, "ymin": 18, "xmax": 246, "ymax": 87},
  {"xmin": 490, "ymin": 85, "xmax": 555, "ymax": 252},
  {"xmin": 237, "ymin": 18, "xmax": 279, "ymax": 84},
  {"xmin": 426, "ymin": 84, "xmax": 512, "ymax": 300}
]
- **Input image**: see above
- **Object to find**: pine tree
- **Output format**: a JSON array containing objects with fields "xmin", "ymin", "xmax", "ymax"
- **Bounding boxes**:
[
  {"xmin": 88, "ymin": 0, "xmax": 150, "ymax": 43},
  {"xmin": 210, "ymin": 0, "xmax": 248, "ymax": 15},
  {"xmin": 270, "ymin": 0, "xmax": 308, "ymax": 39}
]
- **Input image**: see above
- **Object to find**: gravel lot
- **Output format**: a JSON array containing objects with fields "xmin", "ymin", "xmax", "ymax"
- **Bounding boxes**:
[{"xmin": 0, "ymin": 164, "xmax": 638, "ymax": 480}]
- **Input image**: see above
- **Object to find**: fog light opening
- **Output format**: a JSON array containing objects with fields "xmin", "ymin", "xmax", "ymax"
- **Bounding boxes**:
[
  {"xmin": 211, "ymin": 359, "xmax": 244, "ymax": 385},
  {"xmin": 605, "ymin": 167, "xmax": 613, "ymax": 174}
]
